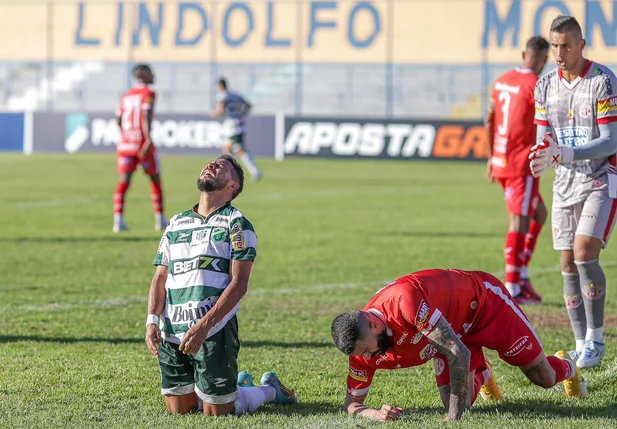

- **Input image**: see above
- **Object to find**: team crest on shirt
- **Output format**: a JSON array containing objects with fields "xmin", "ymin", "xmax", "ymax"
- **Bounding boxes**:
[
  {"xmin": 579, "ymin": 104, "xmax": 592, "ymax": 119},
  {"xmin": 415, "ymin": 300, "xmax": 430, "ymax": 329},
  {"xmin": 211, "ymin": 227, "xmax": 227, "ymax": 243}
]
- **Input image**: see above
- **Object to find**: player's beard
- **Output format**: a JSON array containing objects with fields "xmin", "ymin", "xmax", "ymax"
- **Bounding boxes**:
[
  {"xmin": 375, "ymin": 331, "xmax": 393, "ymax": 355},
  {"xmin": 197, "ymin": 176, "xmax": 226, "ymax": 193}
]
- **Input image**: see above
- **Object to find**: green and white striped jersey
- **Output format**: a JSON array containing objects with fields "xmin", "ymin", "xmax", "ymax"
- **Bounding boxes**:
[{"xmin": 153, "ymin": 202, "xmax": 257, "ymax": 343}]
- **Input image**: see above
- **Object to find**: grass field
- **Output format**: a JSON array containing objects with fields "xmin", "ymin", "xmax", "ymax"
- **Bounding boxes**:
[{"xmin": 1, "ymin": 153, "xmax": 616, "ymax": 428}]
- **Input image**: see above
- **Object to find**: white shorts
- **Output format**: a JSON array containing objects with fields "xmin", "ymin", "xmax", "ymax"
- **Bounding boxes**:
[{"xmin": 552, "ymin": 189, "xmax": 617, "ymax": 250}]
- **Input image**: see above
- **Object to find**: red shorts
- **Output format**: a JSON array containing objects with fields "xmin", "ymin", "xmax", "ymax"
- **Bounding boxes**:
[
  {"xmin": 498, "ymin": 175, "xmax": 542, "ymax": 216},
  {"xmin": 435, "ymin": 272, "xmax": 543, "ymax": 387},
  {"xmin": 117, "ymin": 149, "xmax": 160, "ymax": 176}
]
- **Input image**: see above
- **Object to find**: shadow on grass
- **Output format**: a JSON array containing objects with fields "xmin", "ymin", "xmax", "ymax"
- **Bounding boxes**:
[
  {"xmin": 382, "ymin": 230, "xmax": 502, "ymax": 239},
  {"xmin": 0, "ymin": 335, "xmax": 333, "ymax": 349},
  {"xmin": 471, "ymin": 397, "xmax": 617, "ymax": 419}
]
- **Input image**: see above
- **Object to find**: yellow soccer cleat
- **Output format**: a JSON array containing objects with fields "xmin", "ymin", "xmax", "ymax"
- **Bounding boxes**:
[
  {"xmin": 555, "ymin": 350, "xmax": 587, "ymax": 399},
  {"xmin": 480, "ymin": 353, "xmax": 503, "ymax": 401}
]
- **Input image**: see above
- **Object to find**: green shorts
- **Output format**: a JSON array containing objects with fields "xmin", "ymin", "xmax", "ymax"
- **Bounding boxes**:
[
  {"xmin": 229, "ymin": 134, "xmax": 244, "ymax": 145},
  {"xmin": 158, "ymin": 316, "xmax": 240, "ymax": 404}
]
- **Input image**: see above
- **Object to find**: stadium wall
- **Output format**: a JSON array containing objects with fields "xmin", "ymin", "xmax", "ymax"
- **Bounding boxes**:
[{"xmin": 0, "ymin": 111, "xmax": 488, "ymax": 161}]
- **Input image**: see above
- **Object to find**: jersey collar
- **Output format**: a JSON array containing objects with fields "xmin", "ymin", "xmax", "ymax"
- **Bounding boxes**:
[
  {"xmin": 558, "ymin": 60, "xmax": 593, "ymax": 90},
  {"xmin": 191, "ymin": 201, "xmax": 231, "ymax": 223}
]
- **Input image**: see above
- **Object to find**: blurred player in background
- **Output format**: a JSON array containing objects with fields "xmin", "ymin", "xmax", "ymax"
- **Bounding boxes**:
[
  {"xmin": 530, "ymin": 16, "xmax": 617, "ymax": 368},
  {"xmin": 331, "ymin": 268, "xmax": 586, "ymax": 422},
  {"xmin": 210, "ymin": 78, "xmax": 262, "ymax": 181},
  {"xmin": 485, "ymin": 36, "xmax": 550, "ymax": 305},
  {"xmin": 114, "ymin": 64, "xmax": 167, "ymax": 233}
]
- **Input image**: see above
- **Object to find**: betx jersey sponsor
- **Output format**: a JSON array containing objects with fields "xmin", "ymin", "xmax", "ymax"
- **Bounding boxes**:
[{"xmin": 153, "ymin": 202, "xmax": 257, "ymax": 343}]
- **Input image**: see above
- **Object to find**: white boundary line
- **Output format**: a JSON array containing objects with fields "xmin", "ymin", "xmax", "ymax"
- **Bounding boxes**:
[{"xmin": 5, "ymin": 261, "xmax": 616, "ymax": 313}]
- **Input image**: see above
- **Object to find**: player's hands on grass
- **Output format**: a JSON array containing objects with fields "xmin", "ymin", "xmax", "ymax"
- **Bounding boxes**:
[
  {"xmin": 529, "ymin": 132, "xmax": 574, "ymax": 177},
  {"xmin": 373, "ymin": 404, "xmax": 403, "ymax": 421},
  {"xmin": 485, "ymin": 159, "xmax": 497, "ymax": 184},
  {"xmin": 145, "ymin": 324, "xmax": 162, "ymax": 357},
  {"xmin": 179, "ymin": 322, "xmax": 209, "ymax": 355}
]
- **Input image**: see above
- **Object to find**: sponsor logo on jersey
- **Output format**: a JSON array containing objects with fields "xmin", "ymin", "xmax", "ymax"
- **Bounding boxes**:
[
  {"xmin": 171, "ymin": 255, "xmax": 223, "ymax": 275},
  {"xmin": 168, "ymin": 297, "xmax": 217, "ymax": 323},
  {"xmin": 504, "ymin": 336, "xmax": 530, "ymax": 357},
  {"xmin": 598, "ymin": 96, "xmax": 617, "ymax": 115},
  {"xmin": 420, "ymin": 344, "xmax": 438, "ymax": 360},
  {"xmin": 348, "ymin": 367, "xmax": 368, "ymax": 382},
  {"xmin": 433, "ymin": 357, "xmax": 445, "ymax": 376},
  {"xmin": 397, "ymin": 332, "xmax": 408, "ymax": 346},
  {"xmin": 231, "ymin": 222, "xmax": 244, "ymax": 251},
  {"xmin": 375, "ymin": 354, "xmax": 389, "ymax": 366},
  {"xmin": 555, "ymin": 127, "xmax": 590, "ymax": 147},
  {"xmin": 191, "ymin": 229, "xmax": 211, "ymax": 246},
  {"xmin": 415, "ymin": 300, "xmax": 430, "ymax": 329},
  {"xmin": 412, "ymin": 332, "xmax": 424, "ymax": 344}
]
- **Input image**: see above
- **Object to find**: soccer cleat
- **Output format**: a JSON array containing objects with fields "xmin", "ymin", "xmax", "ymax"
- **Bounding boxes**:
[
  {"xmin": 252, "ymin": 171, "xmax": 263, "ymax": 182},
  {"xmin": 512, "ymin": 293, "xmax": 537, "ymax": 305},
  {"xmin": 261, "ymin": 371, "xmax": 297, "ymax": 405},
  {"xmin": 112, "ymin": 221, "xmax": 129, "ymax": 233},
  {"xmin": 520, "ymin": 278, "xmax": 542, "ymax": 303},
  {"xmin": 237, "ymin": 371, "xmax": 254, "ymax": 387},
  {"xmin": 568, "ymin": 350, "xmax": 581, "ymax": 362},
  {"xmin": 576, "ymin": 340, "xmax": 606, "ymax": 369},
  {"xmin": 480, "ymin": 354, "xmax": 503, "ymax": 401},
  {"xmin": 555, "ymin": 351, "xmax": 587, "ymax": 398}
]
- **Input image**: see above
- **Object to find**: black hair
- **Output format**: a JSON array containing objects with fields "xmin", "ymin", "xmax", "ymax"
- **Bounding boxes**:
[
  {"xmin": 133, "ymin": 63, "xmax": 152, "ymax": 77},
  {"xmin": 217, "ymin": 77, "xmax": 228, "ymax": 90},
  {"xmin": 550, "ymin": 15, "xmax": 583, "ymax": 39},
  {"xmin": 217, "ymin": 154, "xmax": 244, "ymax": 199},
  {"xmin": 526, "ymin": 36, "xmax": 549, "ymax": 52},
  {"xmin": 331, "ymin": 311, "xmax": 366, "ymax": 355}
]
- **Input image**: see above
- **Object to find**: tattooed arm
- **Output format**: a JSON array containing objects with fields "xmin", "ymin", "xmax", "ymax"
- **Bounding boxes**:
[{"xmin": 425, "ymin": 316, "xmax": 471, "ymax": 421}]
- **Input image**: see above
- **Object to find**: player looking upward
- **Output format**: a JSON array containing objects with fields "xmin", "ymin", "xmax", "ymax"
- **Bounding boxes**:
[
  {"xmin": 485, "ymin": 36, "xmax": 550, "ymax": 304},
  {"xmin": 529, "ymin": 15, "xmax": 617, "ymax": 368},
  {"xmin": 113, "ymin": 64, "xmax": 167, "ymax": 233}
]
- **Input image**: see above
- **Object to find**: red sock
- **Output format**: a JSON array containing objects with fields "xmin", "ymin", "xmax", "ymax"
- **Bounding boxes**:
[
  {"xmin": 150, "ymin": 180, "xmax": 164, "ymax": 214},
  {"xmin": 470, "ymin": 371, "xmax": 485, "ymax": 406},
  {"xmin": 114, "ymin": 181, "xmax": 130, "ymax": 215},
  {"xmin": 504, "ymin": 232, "xmax": 526, "ymax": 285},
  {"xmin": 547, "ymin": 356, "xmax": 574, "ymax": 383},
  {"xmin": 522, "ymin": 221, "xmax": 543, "ymax": 268}
]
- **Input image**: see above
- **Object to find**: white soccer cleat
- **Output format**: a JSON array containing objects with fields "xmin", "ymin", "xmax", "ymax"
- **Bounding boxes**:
[
  {"xmin": 113, "ymin": 214, "xmax": 129, "ymax": 233},
  {"xmin": 155, "ymin": 213, "xmax": 169, "ymax": 231},
  {"xmin": 576, "ymin": 340, "xmax": 605, "ymax": 369}
]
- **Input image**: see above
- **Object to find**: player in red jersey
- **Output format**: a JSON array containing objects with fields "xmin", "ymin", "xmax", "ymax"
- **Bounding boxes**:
[
  {"xmin": 331, "ymin": 269, "xmax": 586, "ymax": 422},
  {"xmin": 113, "ymin": 64, "xmax": 168, "ymax": 233},
  {"xmin": 485, "ymin": 37, "xmax": 550, "ymax": 304}
]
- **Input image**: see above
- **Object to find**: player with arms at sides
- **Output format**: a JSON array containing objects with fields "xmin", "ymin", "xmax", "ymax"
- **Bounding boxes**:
[
  {"xmin": 209, "ymin": 78, "xmax": 262, "ymax": 182},
  {"xmin": 144, "ymin": 155, "xmax": 296, "ymax": 416},
  {"xmin": 485, "ymin": 36, "xmax": 550, "ymax": 305},
  {"xmin": 529, "ymin": 15, "xmax": 617, "ymax": 368},
  {"xmin": 114, "ymin": 64, "xmax": 168, "ymax": 233},
  {"xmin": 331, "ymin": 268, "xmax": 586, "ymax": 422}
]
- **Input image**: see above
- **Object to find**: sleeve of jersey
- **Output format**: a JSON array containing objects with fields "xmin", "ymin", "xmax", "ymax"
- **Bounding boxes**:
[
  {"xmin": 142, "ymin": 91, "xmax": 156, "ymax": 110},
  {"xmin": 230, "ymin": 217, "xmax": 257, "ymax": 261},
  {"xmin": 399, "ymin": 289, "xmax": 442, "ymax": 336},
  {"xmin": 153, "ymin": 232, "xmax": 171, "ymax": 266},
  {"xmin": 596, "ymin": 72, "xmax": 617, "ymax": 125},
  {"xmin": 533, "ymin": 83, "xmax": 549, "ymax": 126},
  {"xmin": 215, "ymin": 92, "xmax": 226, "ymax": 103},
  {"xmin": 347, "ymin": 356, "xmax": 376, "ymax": 397}
]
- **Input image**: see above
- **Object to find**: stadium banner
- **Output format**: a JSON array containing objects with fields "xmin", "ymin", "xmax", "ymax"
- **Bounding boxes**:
[
  {"xmin": 0, "ymin": 112, "xmax": 25, "ymax": 152},
  {"xmin": 281, "ymin": 117, "xmax": 489, "ymax": 160},
  {"xmin": 31, "ymin": 112, "xmax": 276, "ymax": 156}
]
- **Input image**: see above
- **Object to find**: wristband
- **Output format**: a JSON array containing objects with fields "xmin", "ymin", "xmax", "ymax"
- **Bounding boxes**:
[{"xmin": 146, "ymin": 314, "xmax": 159, "ymax": 327}]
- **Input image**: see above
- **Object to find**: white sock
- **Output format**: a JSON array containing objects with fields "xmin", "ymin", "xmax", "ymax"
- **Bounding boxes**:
[
  {"xmin": 520, "ymin": 266, "xmax": 529, "ymax": 279},
  {"xmin": 240, "ymin": 153, "xmax": 260, "ymax": 177},
  {"xmin": 585, "ymin": 327, "xmax": 604, "ymax": 343},
  {"xmin": 233, "ymin": 386, "xmax": 276, "ymax": 415},
  {"xmin": 505, "ymin": 282, "xmax": 521, "ymax": 297},
  {"xmin": 114, "ymin": 213, "xmax": 124, "ymax": 224},
  {"xmin": 576, "ymin": 339, "xmax": 585, "ymax": 352}
]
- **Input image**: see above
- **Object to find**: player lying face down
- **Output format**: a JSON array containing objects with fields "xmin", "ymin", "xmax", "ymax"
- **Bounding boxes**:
[{"xmin": 331, "ymin": 269, "xmax": 586, "ymax": 422}]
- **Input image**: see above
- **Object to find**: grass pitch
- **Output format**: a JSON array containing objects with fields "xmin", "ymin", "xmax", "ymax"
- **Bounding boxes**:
[{"xmin": 1, "ymin": 154, "xmax": 616, "ymax": 428}]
